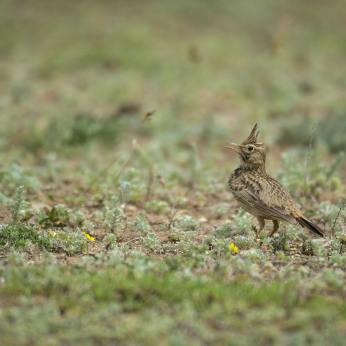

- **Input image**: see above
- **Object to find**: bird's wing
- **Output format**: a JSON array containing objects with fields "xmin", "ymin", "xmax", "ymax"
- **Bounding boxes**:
[
  {"xmin": 231, "ymin": 175, "xmax": 299, "ymax": 223},
  {"xmin": 232, "ymin": 189, "xmax": 295, "ymax": 223}
]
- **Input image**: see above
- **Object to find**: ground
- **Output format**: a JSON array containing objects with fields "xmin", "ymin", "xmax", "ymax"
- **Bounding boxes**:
[{"xmin": 1, "ymin": 1, "xmax": 346, "ymax": 345}]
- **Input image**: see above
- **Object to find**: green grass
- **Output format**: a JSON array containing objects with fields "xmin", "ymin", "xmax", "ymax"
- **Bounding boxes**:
[
  {"xmin": 0, "ymin": 0, "xmax": 346, "ymax": 344},
  {"xmin": 1, "ymin": 252, "xmax": 346, "ymax": 346}
]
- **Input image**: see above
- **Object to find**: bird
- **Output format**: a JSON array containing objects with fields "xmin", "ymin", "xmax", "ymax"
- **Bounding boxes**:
[{"xmin": 226, "ymin": 124, "xmax": 324, "ymax": 238}]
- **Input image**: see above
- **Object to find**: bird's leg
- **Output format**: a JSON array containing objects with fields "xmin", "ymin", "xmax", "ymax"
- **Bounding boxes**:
[
  {"xmin": 269, "ymin": 220, "xmax": 279, "ymax": 237},
  {"xmin": 256, "ymin": 217, "xmax": 265, "ymax": 238}
]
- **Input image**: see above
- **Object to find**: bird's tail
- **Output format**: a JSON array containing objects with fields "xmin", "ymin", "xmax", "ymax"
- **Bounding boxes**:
[{"xmin": 295, "ymin": 216, "xmax": 324, "ymax": 237}]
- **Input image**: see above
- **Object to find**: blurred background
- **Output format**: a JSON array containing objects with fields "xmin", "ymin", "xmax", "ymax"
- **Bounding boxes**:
[{"xmin": 0, "ymin": 0, "xmax": 345, "ymax": 198}]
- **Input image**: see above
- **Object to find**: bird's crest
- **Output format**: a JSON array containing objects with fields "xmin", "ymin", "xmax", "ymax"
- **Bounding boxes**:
[{"xmin": 242, "ymin": 124, "xmax": 261, "ymax": 145}]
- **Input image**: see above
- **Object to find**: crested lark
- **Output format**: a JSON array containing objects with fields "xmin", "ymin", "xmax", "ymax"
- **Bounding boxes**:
[{"xmin": 227, "ymin": 124, "xmax": 324, "ymax": 238}]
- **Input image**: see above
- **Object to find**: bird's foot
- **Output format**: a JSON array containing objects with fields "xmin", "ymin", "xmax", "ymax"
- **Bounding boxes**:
[
  {"xmin": 256, "ymin": 228, "xmax": 264, "ymax": 239},
  {"xmin": 269, "ymin": 229, "xmax": 278, "ymax": 237}
]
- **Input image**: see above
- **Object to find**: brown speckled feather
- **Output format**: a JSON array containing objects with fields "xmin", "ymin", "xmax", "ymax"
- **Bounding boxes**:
[
  {"xmin": 227, "ymin": 124, "xmax": 324, "ymax": 237},
  {"xmin": 229, "ymin": 167, "xmax": 298, "ymax": 224}
]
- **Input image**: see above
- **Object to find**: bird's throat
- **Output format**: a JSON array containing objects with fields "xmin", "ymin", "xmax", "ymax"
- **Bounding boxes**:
[{"xmin": 241, "ymin": 163, "xmax": 267, "ymax": 175}]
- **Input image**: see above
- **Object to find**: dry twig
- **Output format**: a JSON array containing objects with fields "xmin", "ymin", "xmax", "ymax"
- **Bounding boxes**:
[
  {"xmin": 331, "ymin": 197, "xmax": 346, "ymax": 239},
  {"xmin": 302, "ymin": 122, "xmax": 316, "ymax": 208}
]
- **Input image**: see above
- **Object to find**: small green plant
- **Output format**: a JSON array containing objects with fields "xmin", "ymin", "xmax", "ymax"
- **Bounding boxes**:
[
  {"xmin": 309, "ymin": 239, "xmax": 327, "ymax": 257},
  {"xmin": 143, "ymin": 232, "xmax": 161, "ymax": 250},
  {"xmin": 320, "ymin": 201, "xmax": 342, "ymax": 222},
  {"xmin": 170, "ymin": 196, "xmax": 187, "ymax": 207},
  {"xmin": 300, "ymin": 234, "xmax": 314, "ymax": 256},
  {"xmin": 329, "ymin": 252, "xmax": 346, "ymax": 266},
  {"xmin": 102, "ymin": 233, "xmax": 117, "ymax": 250},
  {"xmin": 38, "ymin": 205, "xmax": 84, "ymax": 228},
  {"xmin": 82, "ymin": 221, "xmax": 96, "ymax": 233},
  {"xmin": 176, "ymin": 239, "xmax": 193, "ymax": 252},
  {"xmin": 170, "ymin": 230, "xmax": 197, "ymax": 242},
  {"xmin": 233, "ymin": 211, "xmax": 252, "ymax": 233},
  {"xmin": 40, "ymin": 228, "xmax": 88, "ymax": 254},
  {"xmin": 176, "ymin": 215, "xmax": 199, "ymax": 231},
  {"xmin": 0, "ymin": 224, "xmax": 43, "ymax": 249},
  {"xmin": 331, "ymin": 233, "xmax": 346, "ymax": 254},
  {"xmin": 214, "ymin": 238, "xmax": 232, "ymax": 257},
  {"xmin": 163, "ymin": 214, "xmax": 199, "ymax": 242},
  {"xmin": 214, "ymin": 223, "xmax": 233, "ymax": 239},
  {"xmin": 103, "ymin": 206, "xmax": 124, "ymax": 232},
  {"xmin": 69, "ymin": 210, "xmax": 85, "ymax": 226},
  {"xmin": 134, "ymin": 211, "xmax": 150, "ymax": 234},
  {"xmin": 271, "ymin": 231, "xmax": 290, "ymax": 252},
  {"xmin": 144, "ymin": 200, "xmax": 170, "ymax": 214},
  {"xmin": 1, "ymin": 189, "xmax": 86, "ymax": 251},
  {"xmin": 38, "ymin": 204, "xmax": 69, "ymax": 228},
  {"xmin": 234, "ymin": 235, "xmax": 255, "ymax": 250},
  {"xmin": 10, "ymin": 186, "xmax": 33, "ymax": 224},
  {"xmin": 113, "ymin": 168, "xmax": 146, "ymax": 202}
]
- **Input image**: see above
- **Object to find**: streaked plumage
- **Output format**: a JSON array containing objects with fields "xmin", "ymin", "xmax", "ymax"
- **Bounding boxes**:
[{"xmin": 227, "ymin": 124, "xmax": 324, "ymax": 237}]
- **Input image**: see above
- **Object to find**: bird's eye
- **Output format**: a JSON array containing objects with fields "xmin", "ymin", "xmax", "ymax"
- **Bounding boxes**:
[{"xmin": 248, "ymin": 146, "xmax": 254, "ymax": 151}]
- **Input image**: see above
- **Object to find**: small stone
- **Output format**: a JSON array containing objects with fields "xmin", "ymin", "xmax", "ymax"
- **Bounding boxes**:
[
  {"xmin": 198, "ymin": 217, "xmax": 208, "ymax": 223},
  {"xmin": 126, "ymin": 205, "xmax": 137, "ymax": 212}
]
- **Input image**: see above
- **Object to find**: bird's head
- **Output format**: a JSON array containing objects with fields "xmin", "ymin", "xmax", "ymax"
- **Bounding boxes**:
[{"xmin": 226, "ymin": 124, "xmax": 267, "ymax": 168}]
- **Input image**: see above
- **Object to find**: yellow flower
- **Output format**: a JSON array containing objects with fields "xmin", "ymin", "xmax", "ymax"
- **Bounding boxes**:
[
  {"xmin": 83, "ymin": 232, "xmax": 95, "ymax": 242},
  {"xmin": 229, "ymin": 243, "xmax": 239, "ymax": 253}
]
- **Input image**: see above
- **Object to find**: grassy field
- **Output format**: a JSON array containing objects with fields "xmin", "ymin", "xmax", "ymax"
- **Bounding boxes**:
[{"xmin": 1, "ymin": 0, "xmax": 346, "ymax": 345}]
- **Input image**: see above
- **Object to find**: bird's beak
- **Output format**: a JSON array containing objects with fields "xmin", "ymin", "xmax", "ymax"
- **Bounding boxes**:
[{"xmin": 225, "ymin": 142, "xmax": 242, "ymax": 154}]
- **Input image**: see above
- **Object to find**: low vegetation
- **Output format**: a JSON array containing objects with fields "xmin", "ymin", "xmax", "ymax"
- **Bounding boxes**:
[{"xmin": 0, "ymin": 0, "xmax": 346, "ymax": 345}]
